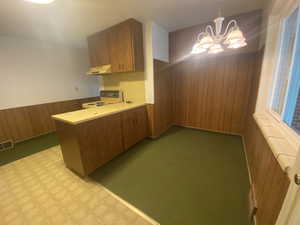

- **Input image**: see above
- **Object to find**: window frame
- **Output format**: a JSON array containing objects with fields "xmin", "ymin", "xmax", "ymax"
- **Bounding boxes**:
[
  {"xmin": 283, "ymin": 13, "xmax": 300, "ymax": 126},
  {"xmin": 269, "ymin": 18, "xmax": 285, "ymax": 122},
  {"xmin": 269, "ymin": 5, "xmax": 300, "ymax": 138}
]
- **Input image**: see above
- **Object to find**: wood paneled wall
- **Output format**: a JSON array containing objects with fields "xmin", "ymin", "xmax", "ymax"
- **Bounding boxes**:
[
  {"xmin": 169, "ymin": 10, "xmax": 262, "ymax": 64},
  {"xmin": 242, "ymin": 49, "xmax": 290, "ymax": 225},
  {"xmin": 168, "ymin": 11, "xmax": 289, "ymax": 223},
  {"xmin": 0, "ymin": 97, "xmax": 99, "ymax": 143},
  {"xmin": 148, "ymin": 60, "xmax": 174, "ymax": 137},
  {"xmin": 168, "ymin": 9, "xmax": 263, "ymax": 135},
  {"xmin": 171, "ymin": 52, "xmax": 258, "ymax": 135},
  {"xmin": 244, "ymin": 118, "xmax": 290, "ymax": 225},
  {"xmin": 246, "ymin": 48, "xmax": 264, "ymax": 116}
]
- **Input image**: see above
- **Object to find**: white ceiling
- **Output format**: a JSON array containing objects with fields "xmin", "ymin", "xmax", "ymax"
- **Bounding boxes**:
[{"xmin": 0, "ymin": 0, "xmax": 269, "ymax": 47}]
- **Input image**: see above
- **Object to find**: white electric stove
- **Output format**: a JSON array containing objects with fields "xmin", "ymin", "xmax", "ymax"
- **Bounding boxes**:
[{"xmin": 82, "ymin": 90, "xmax": 123, "ymax": 109}]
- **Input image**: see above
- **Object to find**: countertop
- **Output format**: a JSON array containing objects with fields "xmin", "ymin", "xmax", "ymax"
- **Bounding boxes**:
[{"xmin": 52, "ymin": 102, "xmax": 147, "ymax": 125}]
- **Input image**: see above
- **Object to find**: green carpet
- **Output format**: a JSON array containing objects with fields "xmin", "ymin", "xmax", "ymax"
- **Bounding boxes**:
[
  {"xmin": 0, "ymin": 133, "xmax": 59, "ymax": 166},
  {"xmin": 90, "ymin": 126, "xmax": 250, "ymax": 225}
]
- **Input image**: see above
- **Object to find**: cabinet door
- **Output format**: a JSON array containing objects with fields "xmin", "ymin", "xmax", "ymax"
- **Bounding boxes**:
[
  {"xmin": 102, "ymin": 113, "xmax": 124, "ymax": 162},
  {"xmin": 135, "ymin": 107, "xmax": 148, "ymax": 141},
  {"xmin": 109, "ymin": 22, "xmax": 133, "ymax": 73},
  {"xmin": 77, "ymin": 113, "xmax": 123, "ymax": 174},
  {"xmin": 122, "ymin": 109, "xmax": 138, "ymax": 149},
  {"xmin": 122, "ymin": 107, "xmax": 148, "ymax": 150},
  {"xmin": 87, "ymin": 31, "xmax": 110, "ymax": 67},
  {"xmin": 87, "ymin": 34, "xmax": 98, "ymax": 67}
]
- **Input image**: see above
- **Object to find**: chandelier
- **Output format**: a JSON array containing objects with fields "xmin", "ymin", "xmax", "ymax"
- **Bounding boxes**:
[{"xmin": 191, "ymin": 16, "xmax": 247, "ymax": 54}]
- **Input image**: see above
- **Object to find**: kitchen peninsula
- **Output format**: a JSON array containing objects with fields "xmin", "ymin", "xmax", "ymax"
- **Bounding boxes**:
[
  {"xmin": 52, "ymin": 102, "xmax": 149, "ymax": 176},
  {"xmin": 51, "ymin": 17, "xmax": 149, "ymax": 177}
]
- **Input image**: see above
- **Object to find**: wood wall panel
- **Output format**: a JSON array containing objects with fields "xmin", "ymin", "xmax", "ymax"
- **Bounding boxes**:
[
  {"xmin": 148, "ymin": 60, "xmax": 174, "ymax": 138},
  {"xmin": 243, "ymin": 49, "xmax": 290, "ymax": 225},
  {"xmin": 0, "ymin": 97, "xmax": 99, "ymax": 143},
  {"xmin": 244, "ymin": 118, "xmax": 290, "ymax": 225},
  {"xmin": 171, "ymin": 52, "xmax": 257, "ymax": 135}
]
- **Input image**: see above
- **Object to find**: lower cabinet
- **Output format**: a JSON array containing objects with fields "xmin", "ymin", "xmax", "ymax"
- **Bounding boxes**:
[
  {"xmin": 56, "ymin": 113, "xmax": 124, "ymax": 176},
  {"xmin": 122, "ymin": 106, "xmax": 149, "ymax": 149},
  {"xmin": 55, "ymin": 105, "xmax": 149, "ymax": 176},
  {"xmin": 77, "ymin": 113, "xmax": 124, "ymax": 175}
]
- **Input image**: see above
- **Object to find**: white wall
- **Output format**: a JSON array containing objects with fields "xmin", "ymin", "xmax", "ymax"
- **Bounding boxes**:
[
  {"xmin": 152, "ymin": 23, "xmax": 169, "ymax": 63},
  {"xmin": 144, "ymin": 22, "xmax": 155, "ymax": 104},
  {"xmin": 144, "ymin": 21, "xmax": 169, "ymax": 104},
  {"xmin": 0, "ymin": 36, "xmax": 99, "ymax": 110}
]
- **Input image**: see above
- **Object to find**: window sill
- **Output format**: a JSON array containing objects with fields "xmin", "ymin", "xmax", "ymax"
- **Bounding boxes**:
[{"xmin": 253, "ymin": 112, "xmax": 298, "ymax": 179}]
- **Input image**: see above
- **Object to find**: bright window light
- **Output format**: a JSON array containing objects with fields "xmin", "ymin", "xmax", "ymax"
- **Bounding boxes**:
[
  {"xmin": 24, "ymin": 0, "xmax": 55, "ymax": 4},
  {"xmin": 270, "ymin": 6, "xmax": 300, "ymax": 134}
]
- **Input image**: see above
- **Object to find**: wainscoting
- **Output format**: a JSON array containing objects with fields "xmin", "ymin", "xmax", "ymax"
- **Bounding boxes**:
[
  {"xmin": 147, "ymin": 60, "xmax": 174, "ymax": 138},
  {"xmin": 168, "ymin": 9, "xmax": 262, "ymax": 135},
  {"xmin": 244, "ymin": 118, "xmax": 290, "ymax": 225},
  {"xmin": 0, "ymin": 97, "xmax": 98, "ymax": 143},
  {"xmin": 149, "ymin": 46, "xmax": 288, "ymax": 225},
  {"xmin": 168, "ymin": 18, "xmax": 289, "ymax": 224},
  {"xmin": 171, "ymin": 52, "xmax": 258, "ymax": 135},
  {"xmin": 242, "ymin": 48, "xmax": 290, "ymax": 225}
]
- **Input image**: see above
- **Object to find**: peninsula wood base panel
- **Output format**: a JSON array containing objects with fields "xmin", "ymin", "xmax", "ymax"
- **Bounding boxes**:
[{"xmin": 55, "ymin": 106, "xmax": 149, "ymax": 176}]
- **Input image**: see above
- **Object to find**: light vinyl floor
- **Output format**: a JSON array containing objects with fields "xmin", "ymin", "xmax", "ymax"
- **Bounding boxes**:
[{"xmin": 0, "ymin": 146, "xmax": 157, "ymax": 225}]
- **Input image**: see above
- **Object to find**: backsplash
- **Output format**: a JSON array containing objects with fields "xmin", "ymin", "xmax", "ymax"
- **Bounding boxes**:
[{"xmin": 102, "ymin": 72, "xmax": 146, "ymax": 103}]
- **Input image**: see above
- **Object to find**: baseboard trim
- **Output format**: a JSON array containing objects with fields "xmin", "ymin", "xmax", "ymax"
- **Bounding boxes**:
[
  {"xmin": 177, "ymin": 124, "xmax": 243, "ymax": 137},
  {"xmin": 242, "ymin": 136, "xmax": 253, "ymax": 184},
  {"xmin": 242, "ymin": 136, "xmax": 258, "ymax": 225},
  {"xmin": 149, "ymin": 123, "xmax": 175, "ymax": 139},
  {"xmin": 150, "ymin": 123, "xmax": 244, "ymax": 138},
  {"xmin": 15, "ymin": 131, "xmax": 55, "ymax": 144}
]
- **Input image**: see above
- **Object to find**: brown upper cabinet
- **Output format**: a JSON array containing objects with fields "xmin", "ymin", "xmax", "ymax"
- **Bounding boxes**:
[
  {"xmin": 87, "ymin": 30, "xmax": 111, "ymax": 68},
  {"xmin": 87, "ymin": 19, "xmax": 144, "ymax": 74}
]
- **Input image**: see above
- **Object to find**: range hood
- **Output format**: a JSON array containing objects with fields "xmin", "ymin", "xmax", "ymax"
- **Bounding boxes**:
[{"xmin": 86, "ymin": 65, "xmax": 112, "ymax": 75}]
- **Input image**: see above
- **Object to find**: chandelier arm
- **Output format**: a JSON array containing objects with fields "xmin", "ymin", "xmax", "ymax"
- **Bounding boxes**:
[
  {"xmin": 196, "ymin": 32, "xmax": 206, "ymax": 41},
  {"xmin": 205, "ymin": 25, "xmax": 215, "ymax": 38},
  {"xmin": 222, "ymin": 20, "xmax": 237, "ymax": 38}
]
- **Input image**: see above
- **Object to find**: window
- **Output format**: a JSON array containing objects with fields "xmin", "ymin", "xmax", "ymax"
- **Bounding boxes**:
[{"xmin": 271, "ymin": 6, "xmax": 300, "ymax": 134}]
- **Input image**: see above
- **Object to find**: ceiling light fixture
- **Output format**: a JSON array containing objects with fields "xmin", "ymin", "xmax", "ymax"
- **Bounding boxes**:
[
  {"xmin": 24, "ymin": 0, "xmax": 55, "ymax": 4},
  {"xmin": 191, "ymin": 5, "xmax": 247, "ymax": 55},
  {"xmin": 208, "ymin": 43, "xmax": 224, "ymax": 54}
]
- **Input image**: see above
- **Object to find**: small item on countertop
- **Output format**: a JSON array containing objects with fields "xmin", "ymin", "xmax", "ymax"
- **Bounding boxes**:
[{"xmin": 126, "ymin": 101, "xmax": 133, "ymax": 104}]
